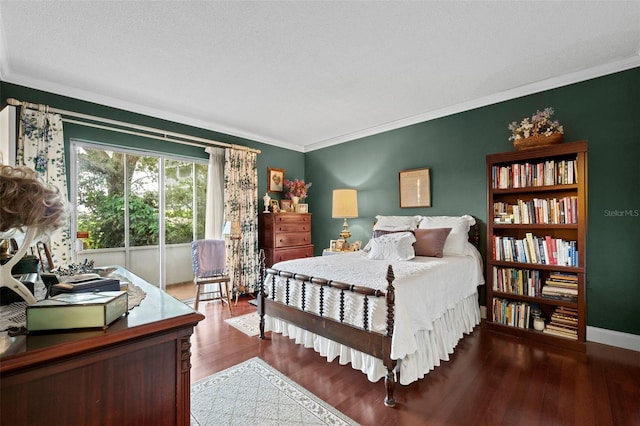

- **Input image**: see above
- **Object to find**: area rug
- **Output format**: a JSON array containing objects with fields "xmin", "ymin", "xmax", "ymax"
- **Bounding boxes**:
[
  {"xmin": 191, "ymin": 357, "xmax": 359, "ymax": 426},
  {"xmin": 224, "ymin": 311, "xmax": 260, "ymax": 337}
]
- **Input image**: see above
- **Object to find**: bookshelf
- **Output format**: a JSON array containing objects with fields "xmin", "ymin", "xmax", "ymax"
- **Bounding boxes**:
[{"xmin": 486, "ymin": 140, "xmax": 587, "ymax": 351}]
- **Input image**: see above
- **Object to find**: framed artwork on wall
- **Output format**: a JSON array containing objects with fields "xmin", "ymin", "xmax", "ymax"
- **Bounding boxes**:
[
  {"xmin": 268, "ymin": 167, "xmax": 285, "ymax": 193},
  {"xmin": 280, "ymin": 199, "xmax": 292, "ymax": 212},
  {"xmin": 399, "ymin": 167, "xmax": 431, "ymax": 208}
]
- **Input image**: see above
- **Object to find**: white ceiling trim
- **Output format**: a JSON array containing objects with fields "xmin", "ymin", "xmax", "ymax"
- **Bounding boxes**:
[
  {"xmin": 4, "ymin": 57, "xmax": 639, "ymax": 155},
  {"xmin": 305, "ymin": 56, "xmax": 640, "ymax": 152},
  {"xmin": 1, "ymin": 72, "xmax": 304, "ymax": 152}
]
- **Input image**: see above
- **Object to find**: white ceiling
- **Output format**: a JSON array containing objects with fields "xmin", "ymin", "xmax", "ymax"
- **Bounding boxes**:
[{"xmin": 1, "ymin": 2, "xmax": 639, "ymax": 152}]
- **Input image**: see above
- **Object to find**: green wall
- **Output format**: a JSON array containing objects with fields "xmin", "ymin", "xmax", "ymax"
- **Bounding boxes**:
[
  {"xmin": 3, "ymin": 67, "xmax": 639, "ymax": 335},
  {"xmin": 306, "ymin": 67, "xmax": 640, "ymax": 336},
  {"xmin": 0, "ymin": 82, "xmax": 305, "ymax": 202}
]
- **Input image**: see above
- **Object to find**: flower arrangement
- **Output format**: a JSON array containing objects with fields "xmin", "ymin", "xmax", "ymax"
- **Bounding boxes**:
[
  {"xmin": 508, "ymin": 107, "xmax": 564, "ymax": 142},
  {"xmin": 283, "ymin": 178, "xmax": 312, "ymax": 200}
]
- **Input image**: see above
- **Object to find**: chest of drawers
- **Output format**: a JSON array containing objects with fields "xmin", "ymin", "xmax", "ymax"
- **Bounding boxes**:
[{"xmin": 259, "ymin": 212, "xmax": 314, "ymax": 267}]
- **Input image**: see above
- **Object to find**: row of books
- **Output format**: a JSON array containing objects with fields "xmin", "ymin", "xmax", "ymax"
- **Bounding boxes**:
[
  {"xmin": 492, "ymin": 266, "xmax": 542, "ymax": 296},
  {"xmin": 540, "ymin": 272, "xmax": 578, "ymax": 302},
  {"xmin": 491, "ymin": 158, "xmax": 578, "ymax": 189},
  {"xmin": 492, "ymin": 298, "xmax": 531, "ymax": 329},
  {"xmin": 542, "ymin": 306, "xmax": 579, "ymax": 340},
  {"xmin": 492, "ymin": 196, "xmax": 578, "ymax": 225},
  {"xmin": 492, "ymin": 233, "xmax": 579, "ymax": 266},
  {"xmin": 492, "ymin": 267, "xmax": 579, "ymax": 299}
]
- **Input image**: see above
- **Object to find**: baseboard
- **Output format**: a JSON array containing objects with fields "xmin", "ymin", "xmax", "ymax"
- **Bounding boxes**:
[
  {"xmin": 587, "ymin": 326, "xmax": 640, "ymax": 352},
  {"xmin": 480, "ymin": 306, "xmax": 638, "ymax": 352}
]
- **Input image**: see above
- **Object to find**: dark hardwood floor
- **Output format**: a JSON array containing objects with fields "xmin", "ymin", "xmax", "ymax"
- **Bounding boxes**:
[{"xmin": 190, "ymin": 297, "xmax": 640, "ymax": 426}]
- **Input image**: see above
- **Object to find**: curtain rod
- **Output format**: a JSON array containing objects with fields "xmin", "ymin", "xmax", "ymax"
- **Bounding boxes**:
[{"xmin": 6, "ymin": 97, "xmax": 260, "ymax": 154}]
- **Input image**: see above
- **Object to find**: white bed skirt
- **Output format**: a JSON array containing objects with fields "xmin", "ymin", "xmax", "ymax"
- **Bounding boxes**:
[{"xmin": 264, "ymin": 292, "xmax": 481, "ymax": 385}]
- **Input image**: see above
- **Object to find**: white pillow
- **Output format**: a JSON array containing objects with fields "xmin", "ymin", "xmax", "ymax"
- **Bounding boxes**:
[
  {"xmin": 366, "ymin": 231, "xmax": 416, "ymax": 261},
  {"xmin": 373, "ymin": 215, "xmax": 422, "ymax": 231},
  {"xmin": 417, "ymin": 215, "xmax": 475, "ymax": 255}
]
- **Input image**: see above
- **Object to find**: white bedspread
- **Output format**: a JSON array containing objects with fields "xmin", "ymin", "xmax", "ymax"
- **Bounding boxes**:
[{"xmin": 264, "ymin": 243, "xmax": 484, "ymax": 384}]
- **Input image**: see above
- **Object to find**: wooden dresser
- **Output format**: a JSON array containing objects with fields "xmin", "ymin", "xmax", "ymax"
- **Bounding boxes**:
[
  {"xmin": 259, "ymin": 212, "xmax": 314, "ymax": 267},
  {"xmin": 0, "ymin": 267, "xmax": 204, "ymax": 426}
]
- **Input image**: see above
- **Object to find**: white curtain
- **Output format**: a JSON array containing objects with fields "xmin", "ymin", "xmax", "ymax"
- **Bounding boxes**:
[
  {"xmin": 204, "ymin": 147, "xmax": 225, "ymax": 239},
  {"xmin": 224, "ymin": 148, "xmax": 259, "ymax": 294},
  {"xmin": 17, "ymin": 107, "xmax": 72, "ymax": 266}
]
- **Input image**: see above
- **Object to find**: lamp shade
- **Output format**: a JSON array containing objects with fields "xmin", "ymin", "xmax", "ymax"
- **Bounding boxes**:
[{"xmin": 332, "ymin": 189, "xmax": 358, "ymax": 218}]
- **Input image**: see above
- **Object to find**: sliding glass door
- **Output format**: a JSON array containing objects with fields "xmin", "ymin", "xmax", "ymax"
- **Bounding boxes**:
[{"xmin": 70, "ymin": 140, "xmax": 208, "ymax": 288}]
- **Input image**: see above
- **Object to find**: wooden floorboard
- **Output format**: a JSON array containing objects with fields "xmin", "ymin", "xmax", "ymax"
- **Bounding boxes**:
[{"xmin": 190, "ymin": 297, "xmax": 640, "ymax": 426}]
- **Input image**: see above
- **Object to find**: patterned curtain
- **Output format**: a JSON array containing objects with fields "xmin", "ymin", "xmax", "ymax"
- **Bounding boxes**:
[
  {"xmin": 223, "ymin": 148, "xmax": 259, "ymax": 294},
  {"xmin": 17, "ymin": 107, "xmax": 72, "ymax": 266}
]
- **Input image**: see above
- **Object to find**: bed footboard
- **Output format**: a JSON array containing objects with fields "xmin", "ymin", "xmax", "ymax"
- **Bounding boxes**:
[{"xmin": 258, "ymin": 264, "xmax": 398, "ymax": 407}]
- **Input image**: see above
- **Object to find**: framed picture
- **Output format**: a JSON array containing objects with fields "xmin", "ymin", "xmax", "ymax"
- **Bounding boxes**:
[
  {"xmin": 269, "ymin": 199, "xmax": 280, "ymax": 212},
  {"xmin": 399, "ymin": 167, "xmax": 431, "ymax": 208},
  {"xmin": 349, "ymin": 240, "xmax": 362, "ymax": 251},
  {"xmin": 330, "ymin": 240, "xmax": 338, "ymax": 251},
  {"xmin": 268, "ymin": 167, "xmax": 285, "ymax": 193},
  {"xmin": 280, "ymin": 199, "xmax": 292, "ymax": 212},
  {"xmin": 297, "ymin": 203, "xmax": 308, "ymax": 213}
]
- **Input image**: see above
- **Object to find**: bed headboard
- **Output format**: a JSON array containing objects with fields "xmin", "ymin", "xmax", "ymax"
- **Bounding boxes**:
[{"xmin": 469, "ymin": 221, "xmax": 480, "ymax": 249}]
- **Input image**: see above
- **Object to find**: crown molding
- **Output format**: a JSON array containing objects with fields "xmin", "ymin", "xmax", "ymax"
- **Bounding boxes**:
[
  {"xmin": 1, "ymin": 72, "xmax": 305, "ymax": 153},
  {"xmin": 303, "ymin": 56, "xmax": 640, "ymax": 152}
]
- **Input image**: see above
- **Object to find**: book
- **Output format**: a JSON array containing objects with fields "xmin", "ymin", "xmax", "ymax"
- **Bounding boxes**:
[
  {"xmin": 49, "ymin": 277, "xmax": 120, "ymax": 296},
  {"xmin": 27, "ymin": 291, "xmax": 128, "ymax": 331}
]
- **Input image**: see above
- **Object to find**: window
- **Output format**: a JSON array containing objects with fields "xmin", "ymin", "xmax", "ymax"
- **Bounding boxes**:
[{"xmin": 71, "ymin": 141, "xmax": 209, "ymax": 287}]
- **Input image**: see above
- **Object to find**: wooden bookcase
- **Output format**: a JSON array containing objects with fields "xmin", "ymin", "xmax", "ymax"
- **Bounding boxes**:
[{"xmin": 486, "ymin": 140, "xmax": 587, "ymax": 351}]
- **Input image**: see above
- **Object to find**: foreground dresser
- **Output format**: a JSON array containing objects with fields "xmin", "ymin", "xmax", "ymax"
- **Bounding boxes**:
[
  {"xmin": 0, "ymin": 267, "xmax": 204, "ymax": 426},
  {"xmin": 259, "ymin": 212, "xmax": 314, "ymax": 267}
]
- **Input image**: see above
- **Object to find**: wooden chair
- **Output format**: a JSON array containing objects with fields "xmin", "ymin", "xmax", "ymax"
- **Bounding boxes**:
[{"xmin": 191, "ymin": 239, "xmax": 232, "ymax": 313}]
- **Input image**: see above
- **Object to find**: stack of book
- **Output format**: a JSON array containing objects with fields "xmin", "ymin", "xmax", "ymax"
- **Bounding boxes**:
[
  {"xmin": 541, "ymin": 272, "xmax": 578, "ymax": 302},
  {"xmin": 543, "ymin": 306, "xmax": 579, "ymax": 340}
]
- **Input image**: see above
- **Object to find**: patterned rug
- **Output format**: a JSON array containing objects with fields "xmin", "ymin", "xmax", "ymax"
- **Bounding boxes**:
[
  {"xmin": 191, "ymin": 357, "xmax": 359, "ymax": 426},
  {"xmin": 224, "ymin": 311, "xmax": 260, "ymax": 336}
]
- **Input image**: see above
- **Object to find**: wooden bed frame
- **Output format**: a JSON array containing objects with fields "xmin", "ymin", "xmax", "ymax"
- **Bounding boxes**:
[{"xmin": 257, "ymin": 223, "xmax": 480, "ymax": 407}]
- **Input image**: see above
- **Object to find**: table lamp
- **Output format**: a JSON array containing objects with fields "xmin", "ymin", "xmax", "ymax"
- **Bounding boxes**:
[{"xmin": 332, "ymin": 189, "xmax": 358, "ymax": 249}]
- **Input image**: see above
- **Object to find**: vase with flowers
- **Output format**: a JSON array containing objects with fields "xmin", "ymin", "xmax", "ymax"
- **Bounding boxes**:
[
  {"xmin": 284, "ymin": 179, "xmax": 312, "ymax": 210},
  {"xmin": 508, "ymin": 107, "xmax": 564, "ymax": 150}
]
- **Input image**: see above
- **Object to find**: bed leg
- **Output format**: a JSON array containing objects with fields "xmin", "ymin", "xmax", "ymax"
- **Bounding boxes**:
[
  {"xmin": 258, "ymin": 249, "xmax": 266, "ymax": 340},
  {"xmin": 384, "ymin": 368, "xmax": 396, "ymax": 407},
  {"xmin": 258, "ymin": 286, "xmax": 266, "ymax": 339}
]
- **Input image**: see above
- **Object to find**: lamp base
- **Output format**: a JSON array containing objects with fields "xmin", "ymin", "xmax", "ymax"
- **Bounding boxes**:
[{"xmin": 338, "ymin": 218, "xmax": 351, "ymax": 247}]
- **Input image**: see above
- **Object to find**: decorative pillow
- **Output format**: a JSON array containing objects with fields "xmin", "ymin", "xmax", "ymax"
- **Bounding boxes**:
[
  {"xmin": 413, "ymin": 228, "xmax": 452, "ymax": 258},
  {"xmin": 366, "ymin": 231, "xmax": 416, "ymax": 261},
  {"xmin": 372, "ymin": 229, "xmax": 415, "ymax": 239},
  {"xmin": 417, "ymin": 215, "xmax": 475, "ymax": 255},
  {"xmin": 373, "ymin": 215, "xmax": 422, "ymax": 231}
]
